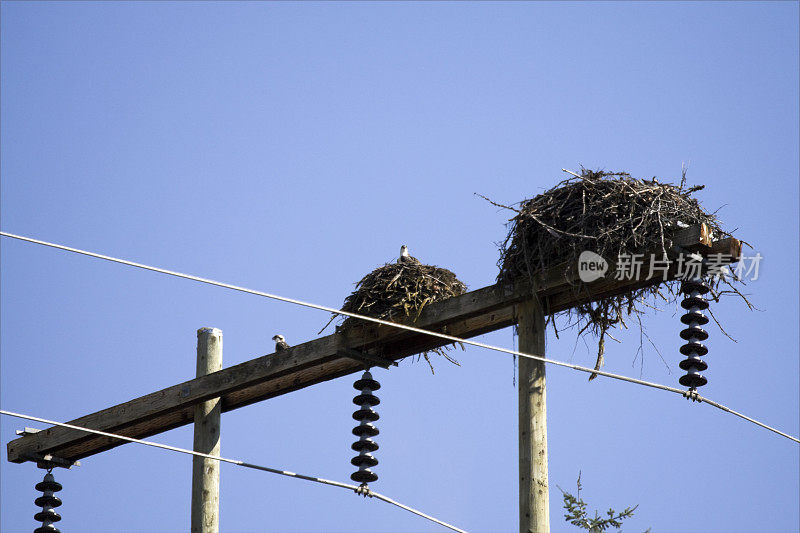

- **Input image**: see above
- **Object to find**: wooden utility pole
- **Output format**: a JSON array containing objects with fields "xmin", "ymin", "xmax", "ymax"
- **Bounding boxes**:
[
  {"xmin": 518, "ymin": 298, "xmax": 549, "ymax": 533},
  {"xmin": 192, "ymin": 327, "xmax": 222, "ymax": 533}
]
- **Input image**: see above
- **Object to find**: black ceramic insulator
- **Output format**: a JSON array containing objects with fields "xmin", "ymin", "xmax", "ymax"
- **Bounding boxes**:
[
  {"xmin": 354, "ymin": 376, "xmax": 381, "ymax": 391},
  {"xmin": 679, "ymin": 279, "xmax": 711, "ymax": 390},
  {"xmin": 34, "ymin": 480, "xmax": 62, "ymax": 493},
  {"xmin": 352, "ymin": 407, "xmax": 380, "ymax": 422},
  {"xmin": 680, "ymin": 325, "xmax": 709, "ymax": 341},
  {"xmin": 353, "ymin": 393, "xmax": 380, "ymax": 407},
  {"xmin": 351, "ymin": 453, "xmax": 379, "ymax": 468},
  {"xmin": 681, "ymin": 296, "xmax": 709, "ymax": 310},
  {"xmin": 34, "ymin": 496, "xmax": 62, "ymax": 508},
  {"xmin": 34, "ymin": 472, "xmax": 62, "ymax": 533},
  {"xmin": 679, "ymin": 371, "xmax": 708, "ymax": 388},
  {"xmin": 352, "ymin": 438, "xmax": 379, "ymax": 453},
  {"xmin": 681, "ymin": 279, "xmax": 711, "ymax": 295},
  {"xmin": 351, "ymin": 370, "xmax": 381, "ymax": 485},
  {"xmin": 680, "ymin": 355, "xmax": 708, "ymax": 372},
  {"xmin": 352, "ymin": 423, "xmax": 379, "ymax": 437},
  {"xmin": 681, "ymin": 310, "xmax": 709, "ymax": 326},
  {"xmin": 34, "ymin": 526, "xmax": 61, "ymax": 533},
  {"xmin": 351, "ymin": 470, "xmax": 378, "ymax": 484},
  {"xmin": 34, "ymin": 510, "xmax": 61, "ymax": 523},
  {"xmin": 680, "ymin": 341, "xmax": 708, "ymax": 356}
]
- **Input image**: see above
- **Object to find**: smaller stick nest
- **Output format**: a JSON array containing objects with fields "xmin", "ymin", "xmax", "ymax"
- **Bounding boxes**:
[{"xmin": 337, "ymin": 260, "xmax": 468, "ymax": 372}]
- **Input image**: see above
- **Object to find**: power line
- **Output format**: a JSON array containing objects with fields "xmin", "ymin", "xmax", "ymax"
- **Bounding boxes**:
[
  {"xmin": 2, "ymin": 231, "xmax": 797, "ymax": 444},
  {"xmin": 0, "ymin": 409, "xmax": 467, "ymax": 533}
]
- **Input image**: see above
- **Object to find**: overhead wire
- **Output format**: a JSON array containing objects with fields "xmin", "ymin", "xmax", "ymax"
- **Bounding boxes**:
[
  {"xmin": 1, "ymin": 230, "xmax": 797, "ymax": 444},
  {"xmin": 0, "ymin": 409, "xmax": 468, "ymax": 533}
]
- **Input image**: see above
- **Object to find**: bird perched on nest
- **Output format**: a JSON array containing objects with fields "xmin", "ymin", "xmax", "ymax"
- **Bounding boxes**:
[
  {"xmin": 272, "ymin": 334, "xmax": 290, "ymax": 352},
  {"xmin": 399, "ymin": 245, "xmax": 420, "ymax": 264}
]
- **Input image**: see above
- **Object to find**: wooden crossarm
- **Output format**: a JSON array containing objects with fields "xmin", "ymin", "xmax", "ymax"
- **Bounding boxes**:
[{"xmin": 7, "ymin": 225, "xmax": 738, "ymax": 464}]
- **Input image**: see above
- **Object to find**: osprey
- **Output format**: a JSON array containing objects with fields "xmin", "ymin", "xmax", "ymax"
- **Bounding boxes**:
[
  {"xmin": 399, "ymin": 245, "xmax": 420, "ymax": 264},
  {"xmin": 272, "ymin": 334, "xmax": 290, "ymax": 352}
]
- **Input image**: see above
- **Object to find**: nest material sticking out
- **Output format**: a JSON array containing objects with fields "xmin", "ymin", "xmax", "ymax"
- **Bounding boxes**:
[
  {"xmin": 338, "ymin": 260, "xmax": 467, "ymax": 372},
  {"xmin": 489, "ymin": 168, "xmax": 751, "ymax": 378}
]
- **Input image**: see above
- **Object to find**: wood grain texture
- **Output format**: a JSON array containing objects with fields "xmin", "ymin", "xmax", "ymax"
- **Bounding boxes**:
[
  {"xmin": 191, "ymin": 328, "xmax": 222, "ymax": 533},
  {"xmin": 518, "ymin": 299, "xmax": 549, "ymax": 533}
]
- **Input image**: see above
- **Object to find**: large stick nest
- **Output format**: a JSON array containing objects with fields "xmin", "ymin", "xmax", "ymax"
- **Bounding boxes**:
[
  {"xmin": 486, "ymin": 168, "xmax": 751, "ymax": 377},
  {"xmin": 335, "ymin": 259, "xmax": 468, "ymax": 372},
  {"xmin": 496, "ymin": 169, "xmax": 725, "ymax": 283}
]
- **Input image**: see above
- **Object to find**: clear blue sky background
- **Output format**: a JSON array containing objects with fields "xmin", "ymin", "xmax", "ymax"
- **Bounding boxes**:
[{"xmin": 2, "ymin": 2, "xmax": 798, "ymax": 532}]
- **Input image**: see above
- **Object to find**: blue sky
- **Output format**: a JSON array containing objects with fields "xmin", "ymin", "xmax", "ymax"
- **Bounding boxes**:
[{"xmin": 1, "ymin": 2, "xmax": 798, "ymax": 532}]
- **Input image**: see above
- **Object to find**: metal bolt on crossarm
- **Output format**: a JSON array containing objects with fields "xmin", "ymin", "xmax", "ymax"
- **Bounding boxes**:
[
  {"xmin": 33, "ymin": 470, "xmax": 62, "ymax": 533},
  {"xmin": 351, "ymin": 370, "xmax": 381, "ymax": 488}
]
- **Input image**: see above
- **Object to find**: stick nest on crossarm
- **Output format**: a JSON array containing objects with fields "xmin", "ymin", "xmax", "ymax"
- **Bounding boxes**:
[
  {"xmin": 485, "ymin": 167, "xmax": 752, "ymax": 378},
  {"xmin": 332, "ymin": 260, "xmax": 467, "ymax": 372}
]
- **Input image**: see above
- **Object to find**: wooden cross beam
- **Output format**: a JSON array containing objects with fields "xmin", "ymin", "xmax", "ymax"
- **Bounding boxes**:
[{"xmin": 6, "ymin": 225, "xmax": 741, "ymax": 465}]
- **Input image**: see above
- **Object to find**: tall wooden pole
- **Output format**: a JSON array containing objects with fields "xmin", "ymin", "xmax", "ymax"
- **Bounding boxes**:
[
  {"xmin": 192, "ymin": 327, "xmax": 222, "ymax": 533},
  {"xmin": 518, "ymin": 299, "xmax": 549, "ymax": 533}
]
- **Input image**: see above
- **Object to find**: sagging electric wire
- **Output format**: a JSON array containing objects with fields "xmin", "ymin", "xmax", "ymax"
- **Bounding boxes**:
[
  {"xmin": 0, "ymin": 409, "xmax": 468, "ymax": 533},
  {"xmin": 1, "ymin": 231, "xmax": 797, "ymax": 444}
]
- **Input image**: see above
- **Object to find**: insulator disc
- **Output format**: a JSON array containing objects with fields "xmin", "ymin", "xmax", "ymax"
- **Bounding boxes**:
[
  {"xmin": 681, "ymin": 280, "xmax": 710, "ymax": 295},
  {"xmin": 351, "ymin": 470, "xmax": 378, "ymax": 483},
  {"xmin": 352, "ymin": 423, "xmax": 379, "ymax": 437},
  {"xmin": 352, "ymin": 408, "xmax": 379, "ymax": 422},
  {"xmin": 353, "ymin": 377, "xmax": 381, "ymax": 391},
  {"xmin": 681, "ymin": 296, "xmax": 709, "ymax": 310},
  {"xmin": 679, "ymin": 372, "xmax": 708, "ymax": 388},
  {"xmin": 680, "ymin": 326, "xmax": 709, "ymax": 341},
  {"xmin": 680, "ymin": 311, "xmax": 709, "ymax": 326},
  {"xmin": 34, "ymin": 526, "xmax": 61, "ymax": 533},
  {"xmin": 34, "ymin": 509, "xmax": 61, "ymax": 523},
  {"xmin": 352, "ymin": 393, "xmax": 380, "ymax": 407},
  {"xmin": 680, "ymin": 357, "xmax": 708, "ymax": 372},
  {"xmin": 35, "ymin": 480, "xmax": 62, "ymax": 493},
  {"xmin": 680, "ymin": 341, "xmax": 708, "ymax": 356},
  {"xmin": 34, "ymin": 495, "xmax": 62, "ymax": 508},
  {"xmin": 352, "ymin": 438, "xmax": 379, "ymax": 452},
  {"xmin": 351, "ymin": 453, "xmax": 379, "ymax": 468}
]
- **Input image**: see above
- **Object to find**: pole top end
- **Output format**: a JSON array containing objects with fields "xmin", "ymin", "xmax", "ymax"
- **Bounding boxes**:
[{"xmin": 197, "ymin": 327, "xmax": 222, "ymax": 336}]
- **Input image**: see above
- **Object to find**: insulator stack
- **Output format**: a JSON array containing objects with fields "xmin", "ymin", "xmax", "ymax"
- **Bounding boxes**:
[
  {"xmin": 34, "ymin": 470, "xmax": 62, "ymax": 533},
  {"xmin": 350, "ymin": 370, "xmax": 380, "ymax": 485},
  {"xmin": 679, "ymin": 278, "xmax": 711, "ymax": 389}
]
